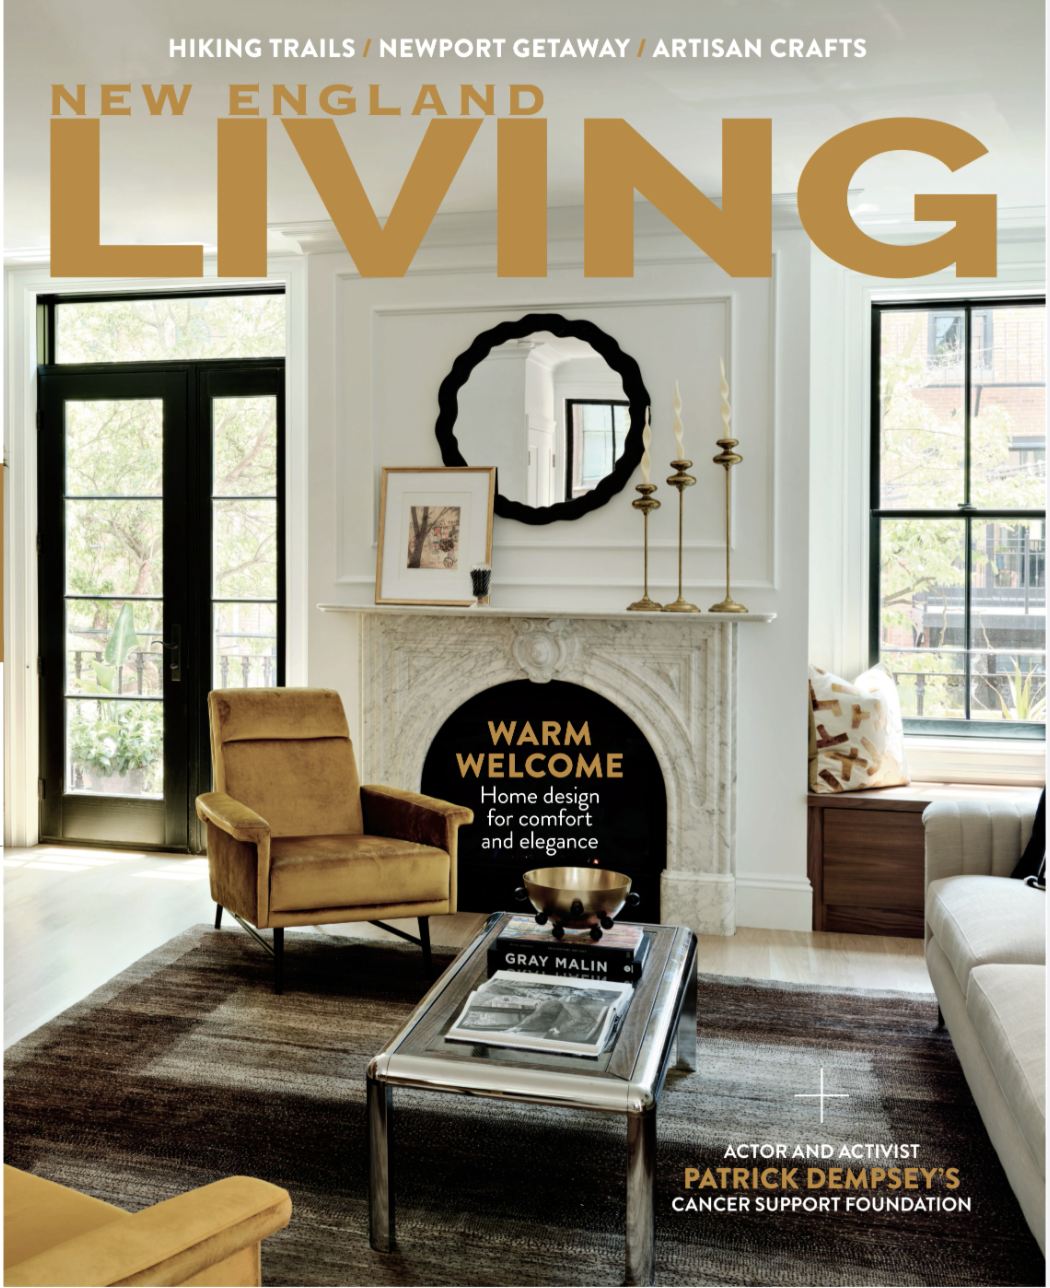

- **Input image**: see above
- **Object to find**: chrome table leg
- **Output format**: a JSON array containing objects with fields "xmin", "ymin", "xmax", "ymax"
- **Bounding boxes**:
[
  {"xmin": 677, "ymin": 953, "xmax": 697, "ymax": 1072},
  {"xmin": 625, "ymin": 1108, "xmax": 656, "ymax": 1286},
  {"xmin": 368, "ymin": 1075, "xmax": 394, "ymax": 1251}
]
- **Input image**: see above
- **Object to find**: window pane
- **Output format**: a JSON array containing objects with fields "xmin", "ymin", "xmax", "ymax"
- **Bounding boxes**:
[
  {"xmin": 66, "ymin": 598, "xmax": 164, "ymax": 697},
  {"xmin": 880, "ymin": 648, "xmax": 967, "ymax": 721},
  {"xmin": 579, "ymin": 404, "xmax": 611, "ymax": 433},
  {"xmin": 214, "ymin": 602, "xmax": 278, "ymax": 688},
  {"xmin": 66, "ymin": 499, "xmax": 163, "ymax": 596},
  {"xmin": 56, "ymin": 294, "xmax": 285, "ymax": 363},
  {"xmin": 213, "ymin": 499, "xmax": 277, "ymax": 599},
  {"xmin": 581, "ymin": 430, "xmax": 610, "ymax": 483},
  {"xmin": 878, "ymin": 518, "xmax": 967, "ymax": 721},
  {"xmin": 613, "ymin": 405, "xmax": 629, "ymax": 463},
  {"xmin": 66, "ymin": 400, "xmax": 162, "ymax": 496},
  {"xmin": 879, "ymin": 310, "xmax": 965, "ymax": 508},
  {"xmin": 969, "ymin": 305, "xmax": 1046, "ymax": 509},
  {"xmin": 579, "ymin": 404, "xmax": 613, "ymax": 483},
  {"xmin": 213, "ymin": 397, "xmax": 277, "ymax": 497},
  {"xmin": 67, "ymin": 698, "xmax": 163, "ymax": 797},
  {"xmin": 969, "ymin": 520, "xmax": 1046, "ymax": 723}
]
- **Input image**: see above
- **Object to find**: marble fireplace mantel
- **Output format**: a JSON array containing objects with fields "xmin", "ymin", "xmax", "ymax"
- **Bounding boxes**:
[
  {"xmin": 318, "ymin": 603, "xmax": 775, "ymax": 937},
  {"xmin": 319, "ymin": 604, "xmax": 776, "ymax": 623}
]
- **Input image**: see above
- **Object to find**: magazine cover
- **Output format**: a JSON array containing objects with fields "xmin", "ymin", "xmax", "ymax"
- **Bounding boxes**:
[
  {"xmin": 447, "ymin": 969, "xmax": 633, "ymax": 1055},
  {"xmin": 3, "ymin": 1, "xmax": 1046, "ymax": 1285}
]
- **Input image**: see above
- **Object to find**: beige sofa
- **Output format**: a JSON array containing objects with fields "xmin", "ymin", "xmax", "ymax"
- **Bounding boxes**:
[{"xmin": 923, "ymin": 799, "xmax": 1045, "ymax": 1253}]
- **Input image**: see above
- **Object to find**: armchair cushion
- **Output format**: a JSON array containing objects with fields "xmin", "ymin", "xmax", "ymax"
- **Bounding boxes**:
[
  {"xmin": 269, "ymin": 834, "xmax": 450, "ymax": 913},
  {"xmin": 361, "ymin": 786, "xmax": 473, "ymax": 913},
  {"xmin": 222, "ymin": 740, "xmax": 364, "ymax": 839}
]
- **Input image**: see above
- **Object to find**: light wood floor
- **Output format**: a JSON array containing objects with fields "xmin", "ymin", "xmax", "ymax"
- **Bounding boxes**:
[{"xmin": 3, "ymin": 844, "xmax": 932, "ymax": 1048}]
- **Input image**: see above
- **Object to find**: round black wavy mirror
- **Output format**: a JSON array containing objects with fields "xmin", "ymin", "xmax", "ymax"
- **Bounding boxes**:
[{"xmin": 435, "ymin": 312, "xmax": 651, "ymax": 525}]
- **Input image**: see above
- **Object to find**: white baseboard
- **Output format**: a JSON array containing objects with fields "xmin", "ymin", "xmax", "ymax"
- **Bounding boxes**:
[{"xmin": 735, "ymin": 873, "xmax": 812, "ymax": 932}]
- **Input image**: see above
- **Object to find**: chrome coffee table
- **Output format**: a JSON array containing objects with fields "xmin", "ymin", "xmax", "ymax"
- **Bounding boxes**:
[{"xmin": 367, "ymin": 911, "xmax": 698, "ymax": 1286}]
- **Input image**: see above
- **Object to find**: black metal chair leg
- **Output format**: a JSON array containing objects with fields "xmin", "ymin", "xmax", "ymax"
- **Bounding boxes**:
[
  {"xmin": 214, "ymin": 904, "xmax": 223, "ymax": 930},
  {"xmin": 274, "ymin": 928, "xmax": 284, "ymax": 994},
  {"xmin": 418, "ymin": 916, "xmax": 433, "ymax": 979}
]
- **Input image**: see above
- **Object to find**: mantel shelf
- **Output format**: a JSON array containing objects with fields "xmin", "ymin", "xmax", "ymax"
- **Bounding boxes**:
[{"xmin": 318, "ymin": 602, "xmax": 776, "ymax": 622}]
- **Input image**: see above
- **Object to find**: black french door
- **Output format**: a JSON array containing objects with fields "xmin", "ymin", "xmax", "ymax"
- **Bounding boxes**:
[{"xmin": 37, "ymin": 360, "xmax": 284, "ymax": 852}]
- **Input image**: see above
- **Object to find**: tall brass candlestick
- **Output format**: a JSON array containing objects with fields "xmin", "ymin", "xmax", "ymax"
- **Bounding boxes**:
[
  {"xmin": 627, "ymin": 484, "xmax": 662, "ymax": 611},
  {"xmin": 662, "ymin": 461, "xmax": 699, "ymax": 612},
  {"xmin": 709, "ymin": 358, "xmax": 748, "ymax": 613}
]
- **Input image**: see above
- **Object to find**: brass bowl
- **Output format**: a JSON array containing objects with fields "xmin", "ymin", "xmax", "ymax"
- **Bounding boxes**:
[{"xmin": 516, "ymin": 866, "xmax": 639, "ymax": 940}]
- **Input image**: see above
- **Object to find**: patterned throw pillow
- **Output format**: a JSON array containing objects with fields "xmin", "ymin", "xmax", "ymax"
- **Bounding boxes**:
[{"xmin": 808, "ymin": 661, "xmax": 910, "ymax": 794}]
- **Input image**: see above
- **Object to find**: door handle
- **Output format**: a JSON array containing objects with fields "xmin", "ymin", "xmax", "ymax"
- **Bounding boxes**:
[{"xmin": 151, "ymin": 625, "xmax": 181, "ymax": 682}]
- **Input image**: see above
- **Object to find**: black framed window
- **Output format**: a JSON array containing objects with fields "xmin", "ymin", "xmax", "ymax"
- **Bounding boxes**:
[
  {"xmin": 564, "ymin": 399, "xmax": 630, "ymax": 501},
  {"xmin": 871, "ymin": 298, "xmax": 1046, "ymax": 738},
  {"xmin": 37, "ymin": 287, "xmax": 285, "ymax": 851}
]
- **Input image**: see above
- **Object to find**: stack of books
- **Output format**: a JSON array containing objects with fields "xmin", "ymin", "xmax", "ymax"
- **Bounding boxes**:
[
  {"xmin": 488, "ymin": 915, "xmax": 650, "ymax": 982},
  {"xmin": 447, "ymin": 970, "xmax": 634, "ymax": 1058}
]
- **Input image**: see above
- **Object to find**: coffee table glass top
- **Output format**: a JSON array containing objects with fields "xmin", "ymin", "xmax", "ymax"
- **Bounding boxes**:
[{"xmin": 391, "ymin": 913, "xmax": 683, "ymax": 1083}]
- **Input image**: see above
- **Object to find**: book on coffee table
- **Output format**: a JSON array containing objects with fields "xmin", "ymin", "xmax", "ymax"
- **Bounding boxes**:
[
  {"xmin": 446, "ymin": 970, "xmax": 634, "ymax": 1057},
  {"xmin": 487, "ymin": 915, "xmax": 649, "ymax": 981}
]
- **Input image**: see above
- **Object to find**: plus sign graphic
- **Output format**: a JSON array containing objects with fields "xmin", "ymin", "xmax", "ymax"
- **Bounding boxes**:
[{"xmin": 794, "ymin": 1067, "xmax": 849, "ymax": 1123}]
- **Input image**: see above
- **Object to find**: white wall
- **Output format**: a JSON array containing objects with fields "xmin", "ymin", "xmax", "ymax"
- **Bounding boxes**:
[
  {"xmin": 306, "ymin": 220, "xmax": 814, "ymax": 931},
  {"xmin": 455, "ymin": 348, "xmax": 530, "ymax": 502}
]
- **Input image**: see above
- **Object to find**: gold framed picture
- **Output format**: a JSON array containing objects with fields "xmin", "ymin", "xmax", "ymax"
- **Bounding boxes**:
[{"xmin": 375, "ymin": 467, "xmax": 496, "ymax": 606}]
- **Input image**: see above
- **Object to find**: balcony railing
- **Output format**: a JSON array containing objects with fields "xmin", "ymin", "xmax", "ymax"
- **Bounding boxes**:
[
  {"xmin": 69, "ymin": 630, "xmax": 278, "ymax": 693},
  {"xmin": 884, "ymin": 645, "xmax": 1045, "ymax": 719}
]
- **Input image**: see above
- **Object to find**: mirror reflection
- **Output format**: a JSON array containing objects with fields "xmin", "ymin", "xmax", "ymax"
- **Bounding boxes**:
[{"xmin": 453, "ymin": 332, "xmax": 628, "ymax": 508}]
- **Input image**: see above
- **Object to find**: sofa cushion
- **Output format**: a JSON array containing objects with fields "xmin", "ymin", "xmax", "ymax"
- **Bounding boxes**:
[
  {"xmin": 966, "ymin": 965, "xmax": 1046, "ymax": 1176},
  {"xmin": 3, "ymin": 1164, "xmax": 126, "ymax": 1269},
  {"xmin": 269, "ymin": 833, "xmax": 450, "ymax": 912},
  {"xmin": 927, "ymin": 875, "xmax": 1046, "ymax": 993}
]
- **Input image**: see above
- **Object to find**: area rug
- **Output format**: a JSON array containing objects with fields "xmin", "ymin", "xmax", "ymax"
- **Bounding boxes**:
[{"xmin": 4, "ymin": 925, "xmax": 1044, "ymax": 1287}]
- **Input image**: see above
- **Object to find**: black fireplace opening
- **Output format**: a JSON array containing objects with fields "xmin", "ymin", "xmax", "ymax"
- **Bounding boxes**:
[{"xmin": 420, "ymin": 679, "xmax": 667, "ymax": 918}]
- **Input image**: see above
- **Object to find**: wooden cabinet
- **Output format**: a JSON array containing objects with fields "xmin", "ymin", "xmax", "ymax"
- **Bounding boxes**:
[{"xmin": 807, "ymin": 783, "xmax": 1040, "ymax": 939}]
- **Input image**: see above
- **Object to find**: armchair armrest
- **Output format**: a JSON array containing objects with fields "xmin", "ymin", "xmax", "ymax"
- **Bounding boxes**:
[
  {"xmin": 923, "ymin": 799, "xmax": 1037, "ymax": 892},
  {"xmin": 195, "ymin": 792, "xmax": 271, "ymax": 843},
  {"xmin": 361, "ymin": 786, "xmax": 473, "ymax": 912},
  {"xmin": 5, "ymin": 1176, "xmax": 291, "ymax": 1287},
  {"xmin": 361, "ymin": 785, "xmax": 473, "ymax": 848}
]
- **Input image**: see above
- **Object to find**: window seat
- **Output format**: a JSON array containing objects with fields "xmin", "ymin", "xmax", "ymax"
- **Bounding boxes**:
[{"xmin": 807, "ymin": 782, "xmax": 1042, "ymax": 937}]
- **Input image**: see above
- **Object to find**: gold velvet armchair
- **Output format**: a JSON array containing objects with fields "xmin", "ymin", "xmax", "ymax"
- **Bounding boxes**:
[
  {"xmin": 195, "ymin": 688, "xmax": 473, "ymax": 993},
  {"xmin": 3, "ymin": 1164, "xmax": 291, "ymax": 1287}
]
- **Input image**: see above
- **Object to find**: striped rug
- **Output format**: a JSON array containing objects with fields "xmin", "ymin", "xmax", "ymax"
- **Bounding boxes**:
[{"xmin": 4, "ymin": 925, "xmax": 1043, "ymax": 1286}]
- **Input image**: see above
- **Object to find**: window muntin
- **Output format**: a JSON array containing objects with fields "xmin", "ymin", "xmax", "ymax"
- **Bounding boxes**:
[
  {"xmin": 872, "ymin": 299, "xmax": 1046, "ymax": 735},
  {"xmin": 212, "ymin": 394, "xmax": 280, "ymax": 692}
]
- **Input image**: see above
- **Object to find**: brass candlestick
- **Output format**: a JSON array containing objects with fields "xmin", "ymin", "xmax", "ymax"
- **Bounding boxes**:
[
  {"xmin": 627, "ymin": 484, "xmax": 662, "ymax": 611},
  {"xmin": 662, "ymin": 461, "xmax": 699, "ymax": 612},
  {"xmin": 709, "ymin": 436, "xmax": 748, "ymax": 613}
]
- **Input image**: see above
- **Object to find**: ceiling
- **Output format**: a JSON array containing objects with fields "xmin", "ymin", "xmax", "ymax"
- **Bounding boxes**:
[{"xmin": 5, "ymin": 0, "xmax": 1045, "ymax": 258}]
